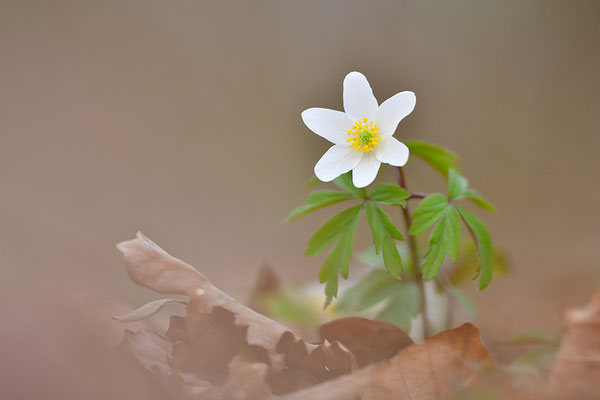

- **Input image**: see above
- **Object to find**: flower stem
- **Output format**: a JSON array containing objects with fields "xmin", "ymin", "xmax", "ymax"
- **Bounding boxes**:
[{"xmin": 396, "ymin": 166, "xmax": 431, "ymax": 340}]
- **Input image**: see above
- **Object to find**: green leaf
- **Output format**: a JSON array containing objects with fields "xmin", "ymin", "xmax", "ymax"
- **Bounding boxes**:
[
  {"xmin": 334, "ymin": 172, "xmax": 367, "ymax": 199},
  {"xmin": 370, "ymin": 184, "xmax": 409, "ymax": 206},
  {"xmin": 377, "ymin": 207, "xmax": 403, "ymax": 240},
  {"xmin": 422, "ymin": 205, "xmax": 461, "ymax": 280},
  {"xmin": 457, "ymin": 207, "xmax": 493, "ymax": 290},
  {"xmin": 447, "ymin": 285, "xmax": 477, "ymax": 316},
  {"xmin": 505, "ymin": 347, "xmax": 556, "ymax": 381},
  {"xmin": 381, "ymin": 235, "xmax": 402, "ymax": 278},
  {"xmin": 408, "ymin": 193, "xmax": 448, "ymax": 235},
  {"xmin": 446, "ymin": 169, "xmax": 496, "ymax": 213},
  {"xmin": 286, "ymin": 191, "xmax": 353, "ymax": 221},
  {"xmin": 462, "ymin": 189, "xmax": 496, "ymax": 213},
  {"xmin": 306, "ymin": 205, "xmax": 362, "ymax": 256},
  {"xmin": 448, "ymin": 168, "xmax": 468, "ymax": 199},
  {"xmin": 317, "ymin": 205, "xmax": 361, "ymax": 306},
  {"xmin": 262, "ymin": 292, "xmax": 318, "ymax": 326},
  {"xmin": 502, "ymin": 329, "xmax": 560, "ymax": 346},
  {"xmin": 336, "ymin": 271, "xmax": 395, "ymax": 312},
  {"xmin": 375, "ymin": 282, "xmax": 420, "ymax": 332},
  {"xmin": 337, "ymin": 271, "xmax": 419, "ymax": 332},
  {"xmin": 364, "ymin": 202, "xmax": 386, "ymax": 254},
  {"xmin": 450, "ymin": 243, "xmax": 509, "ymax": 286},
  {"xmin": 405, "ymin": 140, "xmax": 460, "ymax": 178},
  {"xmin": 365, "ymin": 203, "xmax": 404, "ymax": 255}
]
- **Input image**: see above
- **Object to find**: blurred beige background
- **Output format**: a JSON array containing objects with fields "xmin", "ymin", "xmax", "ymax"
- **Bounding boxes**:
[{"xmin": 1, "ymin": 0, "xmax": 599, "ymax": 343}]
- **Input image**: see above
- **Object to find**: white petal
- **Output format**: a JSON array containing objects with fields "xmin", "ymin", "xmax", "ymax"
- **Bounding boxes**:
[
  {"xmin": 343, "ymin": 72, "xmax": 378, "ymax": 121},
  {"xmin": 352, "ymin": 152, "xmax": 381, "ymax": 188},
  {"xmin": 302, "ymin": 108, "xmax": 354, "ymax": 145},
  {"xmin": 377, "ymin": 91, "xmax": 416, "ymax": 138},
  {"xmin": 314, "ymin": 145, "xmax": 363, "ymax": 182},
  {"xmin": 375, "ymin": 137, "xmax": 410, "ymax": 167}
]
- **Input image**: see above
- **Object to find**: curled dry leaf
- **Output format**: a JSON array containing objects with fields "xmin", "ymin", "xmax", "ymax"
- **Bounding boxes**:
[
  {"xmin": 275, "ymin": 323, "xmax": 494, "ymax": 400},
  {"xmin": 116, "ymin": 232, "xmax": 357, "ymax": 397},
  {"xmin": 548, "ymin": 292, "xmax": 600, "ymax": 399},
  {"xmin": 113, "ymin": 298, "xmax": 187, "ymax": 322},
  {"xmin": 318, "ymin": 317, "xmax": 413, "ymax": 367}
]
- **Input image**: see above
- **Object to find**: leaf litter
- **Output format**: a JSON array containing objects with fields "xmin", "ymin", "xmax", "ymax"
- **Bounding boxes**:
[
  {"xmin": 115, "ymin": 232, "xmax": 495, "ymax": 399},
  {"xmin": 114, "ymin": 232, "xmax": 600, "ymax": 399}
]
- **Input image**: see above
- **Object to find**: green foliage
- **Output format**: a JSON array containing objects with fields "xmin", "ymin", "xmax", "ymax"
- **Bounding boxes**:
[
  {"xmin": 337, "ymin": 271, "xmax": 420, "ymax": 332},
  {"xmin": 504, "ymin": 347, "xmax": 557, "ymax": 383},
  {"xmin": 364, "ymin": 203, "xmax": 404, "ymax": 278},
  {"xmin": 409, "ymin": 193, "xmax": 448, "ymax": 235},
  {"xmin": 308, "ymin": 205, "xmax": 362, "ymax": 307},
  {"xmin": 261, "ymin": 292, "xmax": 319, "ymax": 326},
  {"xmin": 369, "ymin": 184, "xmax": 409, "ymax": 206},
  {"xmin": 306, "ymin": 205, "xmax": 362, "ymax": 256},
  {"xmin": 333, "ymin": 171, "xmax": 367, "ymax": 198},
  {"xmin": 286, "ymin": 190, "xmax": 353, "ymax": 221},
  {"xmin": 405, "ymin": 140, "xmax": 460, "ymax": 178},
  {"xmin": 450, "ymin": 243, "xmax": 509, "ymax": 286},
  {"xmin": 421, "ymin": 204, "xmax": 461, "ymax": 280},
  {"xmin": 448, "ymin": 169, "xmax": 496, "ymax": 213},
  {"xmin": 457, "ymin": 206, "xmax": 493, "ymax": 290}
]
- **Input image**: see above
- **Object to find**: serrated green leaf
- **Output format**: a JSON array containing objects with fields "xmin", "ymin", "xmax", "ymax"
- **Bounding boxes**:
[
  {"xmin": 381, "ymin": 235, "xmax": 402, "ymax": 278},
  {"xmin": 376, "ymin": 207, "xmax": 403, "ymax": 240},
  {"xmin": 462, "ymin": 189, "xmax": 496, "ymax": 213},
  {"xmin": 336, "ymin": 271, "xmax": 394, "ymax": 312},
  {"xmin": 450, "ymin": 243, "xmax": 509, "ymax": 286},
  {"xmin": 365, "ymin": 202, "xmax": 386, "ymax": 254},
  {"xmin": 422, "ymin": 205, "xmax": 461, "ymax": 280},
  {"xmin": 286, "ymin": 191, "xmax": 353, "ymax": 221},
  {"xmin": 317, "ymin": 205, "xmax": 361, "ymax": 307},
  {"xmin": 370, "ymin": 184, "xmax": 409, "ymax": 206},
  {"xmin": 406, "ymin": 140, "xmax": 460, "ymax": 178},
  {"xmin": 448, "ymin": 168, "xmax": 468, "ymax": 200},
  {"xmin": 409, "ymin": 193, "xmax": 448, "ymax": 235},
  {"xmin": 375, "ymin": 282, "xmax": 420, "ymax": 332},
  {"xmin": 457, "ymin": 207, "xmax": 493, "ymax": 290},
  {"xmin": 306, "ymin": 205, "xmax": 362, "ymax": 256},
  {"xmin": 334, "ymin": 172, "xmax": 367, "ymax": 198}
]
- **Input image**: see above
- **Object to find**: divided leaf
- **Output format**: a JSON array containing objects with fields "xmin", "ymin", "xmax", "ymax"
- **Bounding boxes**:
[
  {"xmin": 369, "ymin": 184, "xmax": 409, "ymax": 206},
  {"xmin": 337, "ymin": 271, "xmax": 420, "ymax": 332},
  {"xmin": 286, "ymin": 190, "xmax": 353, "ymax": 221},
  {"xmin": 364, "ymin": 202, "xmax": 403, "ymax": 278},
  {"xmin": 306, "ymin": 205, "xmax": 362, "ymax": 256},
  {"xmin": 409, "ymin": 193, "xmax": 448, "ymax": 235},
  {"xmin": 405, "ymin": 140, "xmax": 460, "ymax": 178},
  {"xmin": 316, "ymin": 205, "xmax": 362, "ymax": 307},
  {"xmin": 422, "ymin": 205, "xmax": 461, "ymax": 280},
  {"xmin": 333, "ymin": 172, "xmax": 367, "ymax": 199},
  {"xmin": 448, "ymin": 169, "xmax": 496, "ymax": 213},
  {"xmin": 457, "ymin": 206, "xmax": 493, "ymax": 290}
]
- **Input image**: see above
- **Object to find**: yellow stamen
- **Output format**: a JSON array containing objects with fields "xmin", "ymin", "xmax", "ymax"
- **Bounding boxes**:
[{"xmin": 346, "ymin": 117, "xmax": 382, "ymax": 153}]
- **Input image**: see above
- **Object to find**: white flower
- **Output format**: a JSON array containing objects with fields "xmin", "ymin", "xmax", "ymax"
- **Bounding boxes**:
[{"xmin": 302, "ymin": 72, "xmax": 415, "ymax": 188}]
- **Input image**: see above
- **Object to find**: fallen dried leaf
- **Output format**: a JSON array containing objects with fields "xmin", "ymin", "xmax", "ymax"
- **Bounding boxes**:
[
  {"xmin": 116, "ymin": 232, "xmax": 357, "ymax": 397},
  {"xmin": 318, "ymin": 317, "xmax": 413, "ymax": 367},
  {"xmin": 275, "ymin": 323, "xmax": 494, "ymax": 400},
  {"xmin": 548, "ymin": 292, "xmax": 600, "ymax": 399},
  {"xmin": 113, "ymin": 299, "xmax": 187, "ymax": 322}
]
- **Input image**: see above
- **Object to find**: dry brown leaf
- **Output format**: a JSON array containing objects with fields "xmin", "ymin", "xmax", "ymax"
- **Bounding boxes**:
[
  {"xmin": 275, "ymin": 323, "xmax": 494, "ymax": 400},
  {"xmin": 116, "ymin": 232, "xmax": 357, "ymax": 397},
  {"xmin": 248, "ymin": 265, "xmax": 281, "ymax": 314},
  {"xmin": 547, "ymin": 292, "xmax": 600, "ymax": 399},
  {"xmin": 113, "ymin": 298, "xmax": 187, "ymax": 322},
  {"xmin": 319, "ymin": 317, "xmax": 413, "ymax": 367}
]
